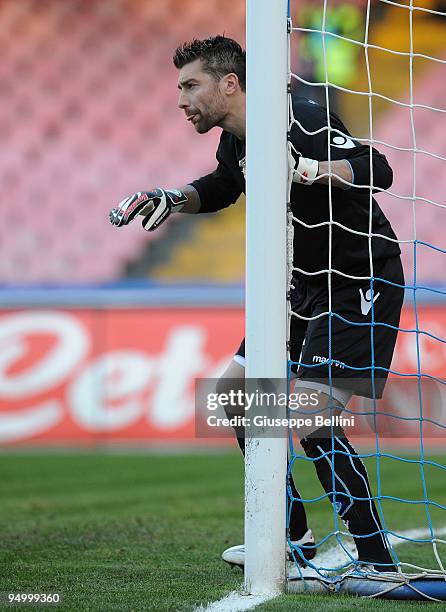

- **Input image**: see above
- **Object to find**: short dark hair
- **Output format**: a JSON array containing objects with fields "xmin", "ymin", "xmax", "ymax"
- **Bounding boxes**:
[{"xmin": 173, "ymin": 35, "xmax": 246, "ymax": 92}]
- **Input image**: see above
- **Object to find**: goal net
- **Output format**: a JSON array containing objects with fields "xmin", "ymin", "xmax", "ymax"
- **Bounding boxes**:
[{"xmin": 284, "ymin": 0, "xmax": 446, "ymax": 600}]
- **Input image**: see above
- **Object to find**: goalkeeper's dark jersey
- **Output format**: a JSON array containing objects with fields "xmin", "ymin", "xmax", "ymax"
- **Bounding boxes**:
[{"xmin": 190, "ymin": 96, "xmax": 401, "ymax": 285}]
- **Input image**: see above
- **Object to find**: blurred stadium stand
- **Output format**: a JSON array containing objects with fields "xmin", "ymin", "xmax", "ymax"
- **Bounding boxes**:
[
  {"xmin": 294, "ymin": 0, "xmax": 446, "ymax": 288},
  {"xmin": 0, "ymin": 0, "xmax": 444, "ymax": 286},
  {"xmin": 0, "ymin": 0, "xmax": 244, "ymax": 284},
  {"xmin": 376, "ymin": 57, "xmax": 446, "ymax": 285},
  {"xmin": 148, "ymin": 197, "xmax": 245, "ymax": 283}
]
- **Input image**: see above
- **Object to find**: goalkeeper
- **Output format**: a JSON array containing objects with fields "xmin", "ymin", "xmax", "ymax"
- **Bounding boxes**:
[{"xmin": 110, "ymin": 36, "xmax": 403, "ymax": 573}]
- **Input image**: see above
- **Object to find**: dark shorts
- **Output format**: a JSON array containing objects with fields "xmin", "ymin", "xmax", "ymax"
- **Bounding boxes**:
[{"xmin": 236, "ymin": 256, "xmax": 404, "ymax": 399}]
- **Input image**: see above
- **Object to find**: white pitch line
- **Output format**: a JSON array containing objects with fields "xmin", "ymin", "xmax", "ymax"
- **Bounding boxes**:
[
  {"xmin": 196, "ymin": 591, "xmax": 276, "ymax": 612},
  {"xmin": 200, "ymin": 527, "xmax": 446, "ymax": 611},
  {"xmin": 293, "ymin": 525, "xmax": 446, "ymax": 577},
  {"xmin": 201, "ymin": 526, "xmax": 446, "ymax": 611}
]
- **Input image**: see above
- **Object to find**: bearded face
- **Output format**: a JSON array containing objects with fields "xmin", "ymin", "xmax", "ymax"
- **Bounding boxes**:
[{"xmin": 178, "ymin": 59, "xmax": 229, "ymax": 134}]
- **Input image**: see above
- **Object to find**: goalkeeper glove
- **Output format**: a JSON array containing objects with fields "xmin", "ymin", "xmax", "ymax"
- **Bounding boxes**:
[
  {"xmin": 288, "ymin": 148, "xmax": 319, "ymax": 186},
  {"xmin": 109, "ymin": 188, "xmax": 188, "ymax": 231}
]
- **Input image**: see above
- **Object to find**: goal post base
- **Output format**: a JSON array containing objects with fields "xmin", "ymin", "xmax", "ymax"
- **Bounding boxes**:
[
  {"xmin": 287, "ymin": 576, "xmax": 334, "ymax": 595},
  {"xmin": 288, "ymin": 573, "xmax": 446, "ymax": 600},
  {"xmin": 336, "ymin": 573, "xmax": 446, "ymax": 601}
]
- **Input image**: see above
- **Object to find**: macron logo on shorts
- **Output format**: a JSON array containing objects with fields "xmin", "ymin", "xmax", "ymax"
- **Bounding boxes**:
[{"xmin": 359, "ymin": 288, "xmax": 381, "ymax": 316}]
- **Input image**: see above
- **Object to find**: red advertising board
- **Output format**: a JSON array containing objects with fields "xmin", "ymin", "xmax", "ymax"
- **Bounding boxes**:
[
  {"xmin": 0, "ymin": 305, "xmax": 445, "ymax": 446},
  {"xmin": 0, "ymin": 308, "xmax": 243, "ymax": 446}
]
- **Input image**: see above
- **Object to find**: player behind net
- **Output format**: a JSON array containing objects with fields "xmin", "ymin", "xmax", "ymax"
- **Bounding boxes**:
[{"xmin": 109, "ymin": 36, "xmax": 404, "ymax": 574}]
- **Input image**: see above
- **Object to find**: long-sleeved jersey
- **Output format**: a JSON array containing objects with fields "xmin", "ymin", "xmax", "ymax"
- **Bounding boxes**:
[{"xmin": 190, "ymin": 96, "xmax": 400, "ymax": 285}]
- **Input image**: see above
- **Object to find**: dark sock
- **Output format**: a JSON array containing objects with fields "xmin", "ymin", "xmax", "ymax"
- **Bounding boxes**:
[
  {"xmin": 235, "ymin": 433, "xmax": 309, "ymax": 541},
  {"xmin": 301, "ymin": 426, "xmax": 396, "ymax": 571}
]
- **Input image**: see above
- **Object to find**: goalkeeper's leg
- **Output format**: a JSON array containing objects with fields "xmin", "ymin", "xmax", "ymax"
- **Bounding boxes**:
[
  {"xmin": 217, "ymin": 359, "xmax": 315, "ymax": 567},
  {"xmin": 294, "ymin": 384, "xmax": 396, "ymax": 572}
]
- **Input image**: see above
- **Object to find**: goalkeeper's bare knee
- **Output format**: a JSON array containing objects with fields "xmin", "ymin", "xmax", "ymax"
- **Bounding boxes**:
[
  {"xmin": 290, "ymin": 381, "xmax": 352, "ymax": 440},
  {"xmin": 215, "ymin": 360, "xmax": 245, "ymax": 418}
]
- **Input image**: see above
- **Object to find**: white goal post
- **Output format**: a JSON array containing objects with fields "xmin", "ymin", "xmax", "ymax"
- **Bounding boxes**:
[{"xmin": 244, "ymin": 0, "xmax": 289, "ymax": 596}]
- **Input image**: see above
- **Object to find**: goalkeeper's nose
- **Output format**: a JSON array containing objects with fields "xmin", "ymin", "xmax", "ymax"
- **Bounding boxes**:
[{"xmin": 178, "ymin": 89, "xmax": 192, "ymax": 110}]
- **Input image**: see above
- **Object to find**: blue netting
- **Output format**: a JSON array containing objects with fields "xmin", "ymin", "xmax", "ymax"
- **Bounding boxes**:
[
  {"xmin": 287, "ymin": 272, "xmax": 446, "ymax": 578},
  {"xmin": 286, "ymin": 1, "xmax": 446, "ymax": 596}
]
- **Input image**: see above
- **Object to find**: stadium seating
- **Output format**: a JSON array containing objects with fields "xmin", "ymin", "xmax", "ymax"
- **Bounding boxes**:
[
  {"xmin": 376, "ymin": 57, "xmax": 446, "ymax": 286},
  {"xmin": 150, "ymin": 196, "xmax": 246, "ymax": 283},
  {"xmin": 0, "ymin": 0, "xmax": 244, "ymax": 283}
]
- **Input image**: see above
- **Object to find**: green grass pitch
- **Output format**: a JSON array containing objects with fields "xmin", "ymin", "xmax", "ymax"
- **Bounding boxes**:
[{"xmin": 1, "ymin": 450, "xmax": 446, "ymax": 611}]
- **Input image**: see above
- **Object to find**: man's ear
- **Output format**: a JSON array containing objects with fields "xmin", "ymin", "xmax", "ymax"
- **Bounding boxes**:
[{"xmin": 221, "ymin": 73, "xmax": 239, "ymax": 95}]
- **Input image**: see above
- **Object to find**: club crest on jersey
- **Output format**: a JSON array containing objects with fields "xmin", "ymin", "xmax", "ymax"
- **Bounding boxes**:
[{"xmin": 331, "ymin": 134, "xmax": 357, "ymax": 149}]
